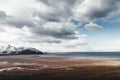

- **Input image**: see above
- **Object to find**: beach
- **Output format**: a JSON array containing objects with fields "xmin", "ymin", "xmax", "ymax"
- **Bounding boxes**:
[
  {"xmin": 0, "ymin": 55, "xmax": 120, "ymax": 80},
  {"xmin": 0, "ymin": 55, "xmax": 119, "ymax": 71}
]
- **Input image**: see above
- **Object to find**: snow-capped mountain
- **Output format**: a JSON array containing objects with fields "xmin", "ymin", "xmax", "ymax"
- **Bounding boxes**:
[{"xmin": 0, "ymin": 45, "xmax": 43, "ymax": 55}]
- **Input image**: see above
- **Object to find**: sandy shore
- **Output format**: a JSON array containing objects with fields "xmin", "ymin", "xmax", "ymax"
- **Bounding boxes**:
[
  {"xmin": 0, "ymin": 55, "xmax": 119, "ymax": 72},
  {"xmin": 0, "ymin": 55, "xmax": 120, "ymax": 80}
]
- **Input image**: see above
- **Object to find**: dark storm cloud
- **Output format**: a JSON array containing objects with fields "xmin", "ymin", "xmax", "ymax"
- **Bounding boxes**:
[
  {"xmin": 43, "ymin": 39, "xmax": 61, "ymax": 43},
  {"xmin": 31, "ymin": 22, "xmax": 79, "ymax": 40},
  {"xmin": 38, "ymin": 0, "xmax": 76, "ymax": 7},
  {"xmin": 0, "ymin": 11, "xmax": 34, "ymax": 28},
  {"xmin": 89, "ymin": 0, "xmax": 120, "ymax": 20},
  {"xmin": 33, "ymin": 12, "xmax": 61, "ymax": 22},
  {"xmin": 24, "ymin": 38, "xmax": 61, "ymax": 44},
  {"xmin": 35, "ymin": 0, "xmax": 84, "ymax": 22},
  {"xmin": 6, "ymin": 18, "xmax": 35, "ymax": 28},
  {"xmin": 74, "ymin": 0, "xmax": 120, "ymax": 21},
  {"xmin": 0, "ymin": 11, "xmax": 7, "ymax": 19}
]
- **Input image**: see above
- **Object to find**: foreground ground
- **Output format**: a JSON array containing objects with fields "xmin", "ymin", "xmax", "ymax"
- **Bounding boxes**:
[{"xmin": 0, "ymin": 55, "xmax": 120, "ymax": 80}]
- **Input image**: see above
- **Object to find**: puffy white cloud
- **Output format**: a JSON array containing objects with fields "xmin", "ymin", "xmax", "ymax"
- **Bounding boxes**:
[{"xmin": 84, "ymin": 22, "xmax": 103, "ymax": 30}]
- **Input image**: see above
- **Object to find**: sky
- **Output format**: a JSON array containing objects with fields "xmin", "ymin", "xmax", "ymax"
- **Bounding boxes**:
[{"xmin": 0, "ymin": 0, "xmax": 120, "ymax": 52}]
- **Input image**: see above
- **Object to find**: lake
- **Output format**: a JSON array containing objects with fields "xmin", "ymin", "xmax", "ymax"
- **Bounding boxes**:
[{"xmin": 44, "ymin": 52, "xmax": 120, "ymax": 58}]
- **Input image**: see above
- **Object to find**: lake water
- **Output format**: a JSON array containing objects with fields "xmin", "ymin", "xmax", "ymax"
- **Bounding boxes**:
[{"xmin": 44, "ymin": 52, "xmax": 120, "ymax": 58}]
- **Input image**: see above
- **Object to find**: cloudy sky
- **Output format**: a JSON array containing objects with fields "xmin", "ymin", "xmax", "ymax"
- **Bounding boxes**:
[{"xmin": 0, "ymin": 0, "xmax": 120, "ymax": 52}]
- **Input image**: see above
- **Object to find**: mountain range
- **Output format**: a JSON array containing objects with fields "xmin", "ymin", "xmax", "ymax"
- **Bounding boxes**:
[{"xmin": 0, "ymin": 45, "xmax": 43, "ymax": 55}]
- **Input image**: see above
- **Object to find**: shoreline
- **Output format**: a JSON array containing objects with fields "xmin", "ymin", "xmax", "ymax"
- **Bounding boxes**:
[
  {"xmin": 0, "ymin": 55, "xmax": 119, "ymax": 72},
  {"xmin": 0, "ymin": 55, "xmax": 120, "ymax": 80}
]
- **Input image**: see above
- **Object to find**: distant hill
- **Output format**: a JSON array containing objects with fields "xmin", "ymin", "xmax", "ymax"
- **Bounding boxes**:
[{"xmin": 0, "ymin": 45, "xmax": 43, "ymax": 55}]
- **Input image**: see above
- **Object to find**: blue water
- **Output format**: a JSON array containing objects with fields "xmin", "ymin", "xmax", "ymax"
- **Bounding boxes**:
[{"xmin": 45, "ymin": 52, "xmax": 120, "ymax": 58}]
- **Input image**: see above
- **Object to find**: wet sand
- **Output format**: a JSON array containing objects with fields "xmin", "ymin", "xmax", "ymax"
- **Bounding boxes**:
[
  {"xmin": 0, "ymin": 55, "xmax": 119, "ymax": 72},
  {"xmin": 0, "ymin": 55, "xmax": 120, "ymax": 80}
]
